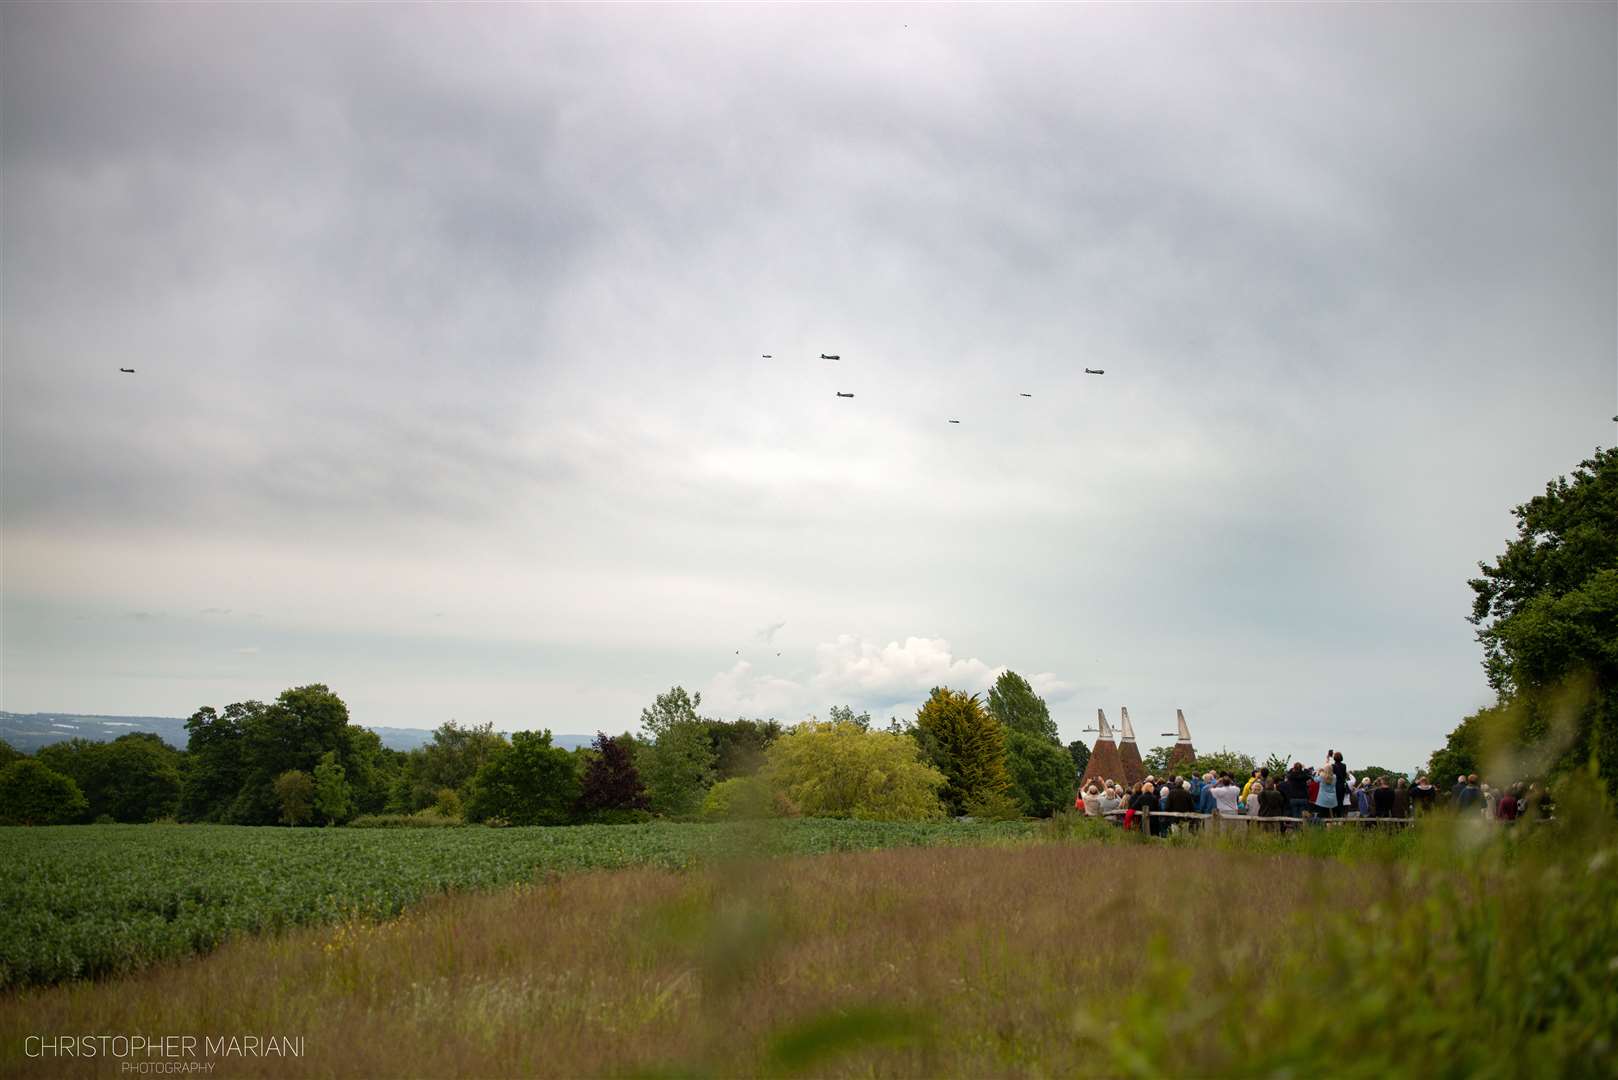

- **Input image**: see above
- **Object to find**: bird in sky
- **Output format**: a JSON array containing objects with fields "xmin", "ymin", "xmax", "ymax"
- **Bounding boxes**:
[
  {"xmin": 836, "ymin": 392, "xmax": 855, "ymax": 398},
  {"xmin": 821, "ymin": 353, "xmax": 840, "ymax": 360},
  {"xmin": 1084, "ymin": 368, "xmax": 1104, "ymax": 375},
  {"xmin": 119, "ymin": 368, "xmax": 135, "ymax": 374}
]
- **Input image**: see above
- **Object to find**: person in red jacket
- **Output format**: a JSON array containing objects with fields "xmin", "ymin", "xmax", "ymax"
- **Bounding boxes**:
[{"xmin": 1496, "ymin": 784, "xmax": 1520, "ymax": 821}]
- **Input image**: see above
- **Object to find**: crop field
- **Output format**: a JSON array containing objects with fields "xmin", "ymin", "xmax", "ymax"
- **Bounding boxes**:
[
  {"xmin": 0, "ymin": 818, "xmax": 1036, "ymax": 990},
  {"xmin": 2, "ymin": 813, "xmax": 1613, "ymax": 1078}
]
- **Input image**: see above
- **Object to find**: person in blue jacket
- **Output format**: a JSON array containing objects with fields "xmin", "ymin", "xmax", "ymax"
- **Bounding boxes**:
[{"xmin": 1195, "ymin": 772, "xmax": 1217, "ymax": 815}]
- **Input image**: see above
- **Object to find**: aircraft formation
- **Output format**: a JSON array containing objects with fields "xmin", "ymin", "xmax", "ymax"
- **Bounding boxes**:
[
  {"xmin": 729, "ymin": 344, "xmax": 1112, "ymax": 660},
  {"xmin": 793, "ymin": 347, "xmax": 1107, "ymax": 424}
]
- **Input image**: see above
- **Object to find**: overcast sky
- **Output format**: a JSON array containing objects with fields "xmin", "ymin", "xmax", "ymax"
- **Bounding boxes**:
[{"xmin": 2, "ymin": 3, "xmax": 1613, "ymax": 771}]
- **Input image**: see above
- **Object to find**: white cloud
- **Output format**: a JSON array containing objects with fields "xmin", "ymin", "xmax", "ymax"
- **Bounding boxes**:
[
  {"xmin": 811, "ymin": 635, "xmax": 1001, "ymax": 706},
  {"xmin": 702, "ymin": 660, "xmax": 805, "ymax": 719},
  {"xmin": 702, "ymin": 633, "xmax": 1071, "ymax": 723},
  {"xmin": 1027, "ymin": 672, "xmax": 1076, "ymax": 703}
]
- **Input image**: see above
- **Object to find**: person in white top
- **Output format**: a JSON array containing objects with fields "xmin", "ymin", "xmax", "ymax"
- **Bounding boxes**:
[
  {"xmin": 1081, "ymin": 784, "xmax": 1104, "ymax": 817},
  {"xmin": 1208, "ymin": 774, "xmax": 1241, "ymax": 827}
]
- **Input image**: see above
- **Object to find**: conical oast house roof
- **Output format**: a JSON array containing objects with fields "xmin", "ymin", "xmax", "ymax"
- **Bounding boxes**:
[
  {"xmin": 1118, "ymin": 706, "xmax": 1146, "ymax": 785},
  {"xmin": 1079, "ymin": 708, "xmax": 1126, "ymax": 787},
  {"xmin": 1167, "ymin": 708, "xmax": 1197, "ymax": 773}
]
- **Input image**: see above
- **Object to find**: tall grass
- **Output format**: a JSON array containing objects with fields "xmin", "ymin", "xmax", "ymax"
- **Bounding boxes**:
[
  {"xmin": 1, "ymin": 785, "xmax": 1612, "ymax": 1077},
  {"xmin": 0, "ymin": 817, "xmax": 1037, "ymax": 989}
]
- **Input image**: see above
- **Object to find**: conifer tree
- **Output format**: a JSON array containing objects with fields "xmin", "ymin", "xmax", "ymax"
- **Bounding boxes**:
[{"xmin": 914, "ymin": 687, "xmax": 1015, "ymax": 817}]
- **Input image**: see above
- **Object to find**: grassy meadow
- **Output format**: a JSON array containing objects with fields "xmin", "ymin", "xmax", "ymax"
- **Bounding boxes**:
[
  {"xmin": 0, "ymin": 818, "xmax": 1036, "ymax": 990},
  {"xmin": 3, "ymin": 806, "xmax": 1615, "ymax": 1078}
]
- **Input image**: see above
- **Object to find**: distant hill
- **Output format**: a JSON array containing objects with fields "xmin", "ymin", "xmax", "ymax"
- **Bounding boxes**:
[
  {"xmin": 0, "ymin": 712, "xmax": 192, "ymax": 753},
  {"xmin": 0, "ymin": 712, "xmax": 595, "ymax": 755}
]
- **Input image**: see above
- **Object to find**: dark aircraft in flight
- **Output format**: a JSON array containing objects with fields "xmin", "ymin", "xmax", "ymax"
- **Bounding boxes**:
[
  {"xmin": 1019, "ymin": 393, "xmax": 1032, "ymax": 397},
  {"xmin": 762, "ymin": 354, "xmax": 772, "ymax": 358},
  {"xmin": 1084, "ymin": 368, "xmax": 1104, "ymax": 375},
  {"xmin": 836, "ymin": 392, "xmax": 855, "ymax": 398},
  {"xmin": 821, "ymin": 353, "xmax": 840, "ymax": 360},
  {"xmin": 948, "ymin": 419, "xmax": 960, "ymax": 424},
  {"xmin": 119, "ymin": 368, "xmax": 135, "ymax": 373}
]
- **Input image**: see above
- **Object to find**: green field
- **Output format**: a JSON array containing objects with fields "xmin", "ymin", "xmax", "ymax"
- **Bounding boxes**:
[
  {"xmin": 2, "ymin": 811, "xmax": 1613, "ymax": 1077},
  {"xmin": 0, "ymin": 818, "xmax": 1037, "ymax": 989}
]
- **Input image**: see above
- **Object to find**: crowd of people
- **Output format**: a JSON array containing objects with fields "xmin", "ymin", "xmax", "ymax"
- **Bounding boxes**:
[{"xmin": 1075, "ymin": 749, "xmax": 1552, "ymax": 834}]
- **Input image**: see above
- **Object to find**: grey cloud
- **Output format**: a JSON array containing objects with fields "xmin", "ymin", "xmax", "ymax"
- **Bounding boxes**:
[{"xmin": 2, "ymin": 4, "xmax": 1612, "ymax": 772}]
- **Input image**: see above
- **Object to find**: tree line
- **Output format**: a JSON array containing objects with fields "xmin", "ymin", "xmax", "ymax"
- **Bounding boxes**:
[
  {"xmin": 0, "ymin": 671, "xmax": 1081, "ymax": 826},
  {"xmin": 3, "ymin": 446, "xmax": 1611, "ymax": 826}
]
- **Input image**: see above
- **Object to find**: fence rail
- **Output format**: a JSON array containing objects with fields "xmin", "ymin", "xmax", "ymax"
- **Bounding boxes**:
[{"xmin": 1098, "ymin": 809, "xmax": 1419, "ymax": 825}]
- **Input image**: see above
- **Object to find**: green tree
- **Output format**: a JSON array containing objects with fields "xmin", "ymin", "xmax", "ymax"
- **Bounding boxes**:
[
  {"xmin": 1356, "ymin": 764, "xmax": 1408, "ymax": 785},
  {"xmin": 700, "ymin": 775, "xmax": 778, "ymax": 820},
  {"xmin": 1469, "ymin": 447, "xmax": 1618, "ymax": 796},
  {"xmin": 1191, "ymin": 750, "xmax": 1258, "ymax": 778},
  {"xmin": 987, "ymin": 671, "xmax": 1059, "ymax": 744},
  {"xmin": 1067, "ymin": 739, "xmax": 1090, "ymax": 779},
  {"xmin": 1004, "ymin": 729, "xmax": 1075, "ymax": 817},
  {"xmin": 1427, "ymin": 706, "xmax": 1490, "ymax": 784},
  {"xmin": 229, "ymin": 685, "xmax": 355, "ymax": 824},
  {"xmin": 273, "ymin": 770, "xmax": 315, "ymax": 826},
  {"xmin": 826, "ymin": 705, "xmax": 873, "ymax": 731},
  {"xmin": 708, "ymin": 718, "xmax": 783, "ymax": 779},
  {"xmin": 340, "ymin": 726, "xmax": 388, "ymax": 816},
  {"xmin": 638, "ymin": 722, "xmax": 715, "ymax": 817},
  {"xmin": 636, "ymin": 687, "xmax": 716, "ymax": 816},
  {"xmin": 103, "ymin": 733, "xmax": 182, "ymax": 822},
  {"xmin": 639, "ymin": 686, "xmax": 705, "ymax": 740},
  {"xmin": 763, "ymin": 718, "xmax": 946, "ymax": 820},
  {"xmin": 31, "ymin": 734, "xmax": 181, "ymax": 823},
  {"xmin": 393, "ymin": 720, "xmax": 507, "ymax": 811},
  {"xmin": 32, "ymin": 739, "xmax": 104, "ymax": 823},
  {"xmin": 914, "ymin": 688, "xmax": 1015, "ymax": 817},
  {"xmin": 466, "ymin": 730, "xmax": 581, "ymax": 826},
  {"xmin": 1140, "ymin": 744, "xmax": 1173, "ymax": 777},
  {"xmin": 0, "ymin": 739, "xmax": 22, "ymax": 768},
  {"xmin": 0, "ymin": 759, "xmax": 87, "ymax": 825},
  {"xmin": 179, "ymin": 703, "xmax": 254, "ymax": 821},
  {"xmin": 313, "ymin": 751, "xmax": 352, "ymax": 825},
  {"xmin": 434, "ymin": 787, "xmax": 463, "ymax": 819}
]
